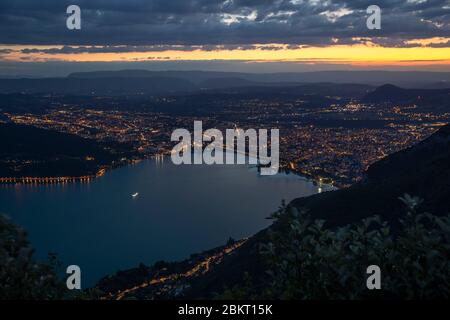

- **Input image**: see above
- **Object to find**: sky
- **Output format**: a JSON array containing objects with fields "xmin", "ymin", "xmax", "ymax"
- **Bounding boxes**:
[{"xmin": 0, "ymin": 0, "xmax": 449, "ymax": 76}]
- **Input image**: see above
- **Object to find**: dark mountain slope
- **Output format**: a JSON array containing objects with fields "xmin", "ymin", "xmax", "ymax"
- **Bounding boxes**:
[
  {"xmin": 0, "ymin": 123, "xmax": 134, "ymax": 177},
  {"xmin": 291, "ymin": 124, "xmax": 450, "ymax": 227}
]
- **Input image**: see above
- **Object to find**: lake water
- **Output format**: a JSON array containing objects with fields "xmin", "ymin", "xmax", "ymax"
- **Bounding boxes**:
[{"xmin": 0, "ymin": 156, "xmax": 326, "ymax": 286}]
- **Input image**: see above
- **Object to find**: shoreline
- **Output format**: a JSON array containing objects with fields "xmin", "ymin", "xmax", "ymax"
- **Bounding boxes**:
[{"xmin": 0, "ymin": 153, "xmax": 339, "ymax": 191}]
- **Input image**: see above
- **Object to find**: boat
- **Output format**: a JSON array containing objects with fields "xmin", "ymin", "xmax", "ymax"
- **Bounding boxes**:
[{"xmin": 131, "ymin": 193, "xmax": 139, "ymax": 198}]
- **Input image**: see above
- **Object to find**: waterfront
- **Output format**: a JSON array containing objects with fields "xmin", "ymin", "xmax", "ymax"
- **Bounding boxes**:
[{"xmin": 0, "ymin": 156, "xmax": 328, "ymax": 286}]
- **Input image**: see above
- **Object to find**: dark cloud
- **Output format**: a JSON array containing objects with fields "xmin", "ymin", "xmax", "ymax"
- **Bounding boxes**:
[
  {"xmin": 428, "ymin": 40, "xmax": 450, "ymax": 47},
  {"xmin": 18, "ymin": 44, "xmax": 293, "ymax": 54},
  {"xmin": 0, "ymin": 0, "xmax": 448, "ymax": 46}
]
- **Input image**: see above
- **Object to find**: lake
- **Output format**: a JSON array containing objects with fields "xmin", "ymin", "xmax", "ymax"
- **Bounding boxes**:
[{"xmin": 0, "ymin": 156, "xmax": 327, "ymax": 286}]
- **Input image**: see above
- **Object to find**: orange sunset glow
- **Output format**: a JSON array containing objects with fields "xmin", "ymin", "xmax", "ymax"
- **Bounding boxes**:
[{"xmin": 2, "ymin": 42, "xmax": 450, "ymax": 68}]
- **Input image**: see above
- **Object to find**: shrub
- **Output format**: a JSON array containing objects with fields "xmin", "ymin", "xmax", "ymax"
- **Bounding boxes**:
[
  {"xmin": 259, "ymin": 194, "xmax": 450, "ymax": 299},
  {"xmin": 0, "ymin": 214, "xmax": 66, "ymax": 299}
]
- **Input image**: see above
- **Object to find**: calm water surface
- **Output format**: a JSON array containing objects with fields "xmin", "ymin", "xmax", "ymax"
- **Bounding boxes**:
[{"xmin": 0, "ymin": 157, "xmax": 326, "ymax": 286}]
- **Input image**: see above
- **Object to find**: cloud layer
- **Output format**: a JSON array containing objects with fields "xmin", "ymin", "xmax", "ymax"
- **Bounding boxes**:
[{"xmin": 0, "ymin": 0, "xmax": 449, "ymax": 47}]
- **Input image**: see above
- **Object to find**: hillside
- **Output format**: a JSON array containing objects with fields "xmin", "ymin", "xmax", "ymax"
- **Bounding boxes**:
[
  {"xmin": 0, "ymin": 123, "xmax": 135, "ymax": 177},
  {"xmin": 290, "ymin": 124, "xmax": 450, "ymax": 227},
  {"xmin": 363, "ymin": 84, "xmax": 450, "ymax": 105}
]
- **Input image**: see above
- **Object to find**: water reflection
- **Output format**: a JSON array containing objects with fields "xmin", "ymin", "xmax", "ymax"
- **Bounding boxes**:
[{"xmin": 0, "ymin": 156, "xmax": 325, "ymax": 286}]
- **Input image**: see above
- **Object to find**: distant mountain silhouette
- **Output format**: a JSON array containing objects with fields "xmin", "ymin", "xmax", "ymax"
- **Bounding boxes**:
[
  {"xmin": 363, "ymin": 84, "xmax": 450, "ymax": 104},
  {"xmin": 68, "ymin": 70, "xmax": 450, "ymax": 87},
  {"xmin": 68, "ymin": 69, "xmax": 162, "ymax": 79},
  {"xmin": 0, "ymin": 77, "xmax": 197, "ymax": 95},
  {"xmin": 2, "ymin": 70, "xmax": 450, "ymax": 95},
  {"xmin": 0, "ymin": 75, "xmax": 372, "ymax": 97}
]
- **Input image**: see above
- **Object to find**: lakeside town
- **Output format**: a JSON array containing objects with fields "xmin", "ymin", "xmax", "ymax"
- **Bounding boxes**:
[{"xmin": 1, "ymin": 90, "xmax": 447, "ymax": 188}]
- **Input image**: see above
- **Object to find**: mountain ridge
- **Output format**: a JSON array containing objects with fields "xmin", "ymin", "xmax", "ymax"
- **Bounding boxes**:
[
  {"xmin": 68, "ymin": 69, "xmax": 450, "ymax": 88},
  {"xmin": 363, "ymin": 83, "xmax": 450, "ymax": 104}
]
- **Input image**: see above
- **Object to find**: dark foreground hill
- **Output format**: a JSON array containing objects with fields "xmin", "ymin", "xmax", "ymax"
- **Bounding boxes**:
[
  {"xmin": 0, "ymin": 123, "xmax": 135, "ymax": 177},
  {"xmin": 96, "ymin": 124, "xmax": 450, "ymax": 299}
]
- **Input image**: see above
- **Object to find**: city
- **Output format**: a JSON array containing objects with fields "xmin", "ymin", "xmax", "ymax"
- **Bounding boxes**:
[{"xmin": 1, "ymin": 87, "xmax": 447, "ymax": 187}]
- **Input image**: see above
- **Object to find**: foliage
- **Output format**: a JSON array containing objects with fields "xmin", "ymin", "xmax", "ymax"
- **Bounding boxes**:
[
  {"xmin": 258, "ymin": 194, "xmax": 450, "ymax": 299},
  {"xmin": 0, "ymin": 214, "xmax": 68, "ymax": 299},
  {"xmin": 217, "ymin": 272, "xmax": 258, "ymax": 300}
]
